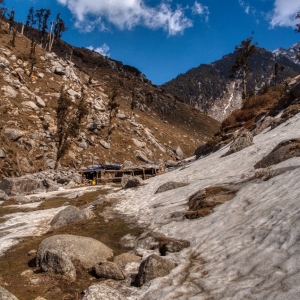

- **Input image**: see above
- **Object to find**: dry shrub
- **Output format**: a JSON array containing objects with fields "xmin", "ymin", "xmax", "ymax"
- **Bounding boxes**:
[
  {"xmin": 231, "ymin": 109, "xmax": 256, "ymax": 122},
  {"xmin": 221, "ymin": 114, "xmax": 236, "ymax": 128}
]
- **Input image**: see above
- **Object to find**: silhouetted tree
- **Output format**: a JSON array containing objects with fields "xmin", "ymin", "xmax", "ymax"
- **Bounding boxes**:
[
  {"xmin": 25, "ymin": 7, "xmax": 36, "ymax": 37},
  {"xmin": 55, "ymin": 87, "xmax": 88, "ymax": 169},
  {"xmin": 273, "ymin": 56, "xmax": 284, "ymax": 86},
  {"xmin": 107, "ymin": 89, "xmax": 119, "ymax": 142},
  {"xmin": 230, "ymin": 37, "xmax": 258, "ymax": 99},
  {"xmin": 0, "ymin": 0, "xmax": 7, "ymax": 32},
  {"xmin": 54, "ymin": 13, "xmax": 67, "ymax": 41},
  {"xmin": 35, "ymin": 8, "xmax": 45, "ymax": 41},
  {"xmin": 296, "ymin": 11, "xmax": 300, "ymax": 62},
  {"xmin": 8, "ymin": 7, "xmax": 14, "ymax": 33}
]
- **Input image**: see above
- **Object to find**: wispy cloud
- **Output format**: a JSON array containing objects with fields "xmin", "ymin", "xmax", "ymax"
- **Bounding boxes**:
[
  {"xmin": 269, "ymin": 0, "xmax": 299, "ymax": 28},
  {"xmin": 192, "ymin": 1, "xmax": 209, "ymax": 22},
  {"xmin": 238, "ymin": 0, "xmax": 255, "ymax": 15},
  {"xmin": 57, "ymin": 0, "xmax": 209, "ymax": 35},
  {"xmin": 87, "ymin": 44, "xmax": 110, "ymax": 57}
]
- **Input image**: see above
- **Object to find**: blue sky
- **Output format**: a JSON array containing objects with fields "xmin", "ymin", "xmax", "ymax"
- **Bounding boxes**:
[{"xmin": 7, "ymin": 0, "xmax": 300, "ymax": 85}]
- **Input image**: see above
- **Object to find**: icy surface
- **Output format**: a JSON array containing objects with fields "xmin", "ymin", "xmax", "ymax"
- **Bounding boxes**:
[{"xmin": 113, "ymin": 113, "xmax": 300, "ymax": 299}]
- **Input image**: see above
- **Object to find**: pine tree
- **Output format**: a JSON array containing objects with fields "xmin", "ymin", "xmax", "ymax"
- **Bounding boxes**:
[{"xmin": 230, "ymin": 37, "xmax": 258, "ymax": 99}]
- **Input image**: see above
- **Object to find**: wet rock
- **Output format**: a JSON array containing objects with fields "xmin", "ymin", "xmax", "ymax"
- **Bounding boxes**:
[
  {"xmin": 121, "ymin": 175, "xmax": 143, "ymax": 189},
  {"xmin": 155, "ymin": 181, "xmax": 189, "ymax": 194},
  {"xmin": 0, "ymin": 286, "xmax": 19, "ymax": 300},
  {"xmin": 50, "ymin": 205, "xmax": 95, "ymax": 230},
  {"xmin": 135, "ymin": 254, "xmax": 176, "ymax": 286},
  {"xmin": 82, "ymin": 284, "xmax": 126, "ymax": 300},
  {"xmin": 40, "ymin": 249, "xmax": 76, "ymax": 281},
  {"xmin": 36, "ymin": 234, "xmax": 114, "ymax": 270},
  {"xmin": 93, "ymin": 261, "xmax": 125, "ymax": 280}
]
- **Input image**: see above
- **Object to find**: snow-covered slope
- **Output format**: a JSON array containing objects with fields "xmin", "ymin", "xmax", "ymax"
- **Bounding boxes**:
[{"xmin": 113, "ymin": 112, "xmax": 300, "ymax": 299}]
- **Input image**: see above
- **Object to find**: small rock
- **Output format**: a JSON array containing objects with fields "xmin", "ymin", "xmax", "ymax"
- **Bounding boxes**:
[
  {"xmin": 93, "ymin": 261, "xmax": 125, "ymax": 280},
  {"xmin": 121, "ymin": 175, "xmax": 143, "ymax": 189},
  {"xmin": 100, "ymin": 140, "xmax": 111, "ymax": 149},
  {"xmin": 0, "ymin": 148, "xmax": 5, "ymax": 158},
  {"xmin": 82, "ymin": 284, "xmax": 126, "ymax": 300},
  {"xmin": 35, "ymin": 96, "xmax": 46, "ymax": 108}
]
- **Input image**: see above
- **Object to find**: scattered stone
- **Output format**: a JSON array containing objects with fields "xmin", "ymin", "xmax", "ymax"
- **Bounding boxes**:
[
  {"xmin": 155, "ymin": 181, "xmax": 189, "ymax": 194},
  {"xmin": 50, "ymin": 205, "xmax": 95, "ymax": 230},
  {"xmin": 134, "ymin": 150, "xmax": 153, "ymax": 163},
  {"xmin": 100, "ymin": 140, "xmax": 111, "ymax": 149},
  {"xmin": 93, "ymin": 261, "xmax": 125, "ymax": 280},
  {"xmin": 1, "ymin": 85, "xmax": 18, "ymax": 98},
  {"xmin": 22, "ymin": 101, "xmax": 38, "ymax": 111},
  {"xmin": 35, "ymin": 96, "xmax": 46, "ymax": 108},
  {"xmin": 4, "ymin": 128, "xmax": 25, "ymax": 141},
  {"xmin": 133, "ymin": 138, "xmax": 146, "ymax": 148},
  {"xmin": 0, "ymin": 148, "xmax": 5, "ymax": 158},
  {"xmin": 117, "ymin": 113, "xmax": 126, "ymax": 120},
  {"xmin": 82, "ymin": 284, "xmax": 126, "ymax": 300},
  {"xmin": 135, "ymin": 254, "xmax": 176, "ymax": 287},
  {"xmin": 45, "ymin": 53, "xmax": 54, "ymax": 60},
  {"xmin": 36, "ymin": 72, "xmax": 44, "ymax": 79},
  {"xmin": 121, "ymin": 175, "xmax": 143, "ymax": 189},
  {"xmin": 36, "ymin": 234, "xmax": 114, "ymax": 270},
  {"xmin": 0, "ymin": 56, "xmax": 10, "ymax": 67},
  {"xmin": 0, "ymin": 286, "xmax": 19, "ymax": 300},
  {"xmin": 172, "ymin": 145, "xmax": 184, "ymax": 159}
]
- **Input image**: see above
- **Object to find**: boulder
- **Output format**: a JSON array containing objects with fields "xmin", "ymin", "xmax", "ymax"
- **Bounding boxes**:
[
  {"xmin": 291, "ymin": 79, "xmax": 300, "ymax": 98},
  {"xmin": 159, "ymin": 239, "xmax": 190, "ymax": 256},
  {"xmin": 133, "ymin": 138, "xmax": 146, "ymax": 148},
  {"xmin": 82, "ymin": 284, "xmax": 126, "ymax": 300},
  {"xmin": 0, "ymin": 56, "xmax": 10, "ymax": 67},
  {"xmin": 135, "ymin": 254, "xmax": 176, "ymax": 286},
  {"xmin": 36, "ymin": 234, "xmax": 114, "ymax": 270},
  {"xmin": 54, "ymin": 67, "xmax": 65, "ymax": 75},
  {"xmin": 134, "ymin": 150, "xmax": 153, "ymax": 163},
  {"xmin": 100, "ymin": 140, "xmax": 111, "ymax": 149},
  {"xmin": 222, "ymin": 130, "xmax": 253, "ymax": 157},
  {"xmin": 0, "ymin": 286, "xmax": 19, "ymax": 300},
  {"xmin": 7, "ymin": 195, "xmax": 31, "ymax": 203},
  {"xmin": 0, "ymin": 190, "xmax": 8, "ymax": 201},
  {"xmin": 4, "ymin": 128, "xmax": 25, "ymax": 141},
  {"xmin": 22, "ymin": 101, "xmax": 38, "ymax": 111},
  {"xmin": 50, "ymin": 205, "xmax": 95, "ymax": 230},
  {"xmin": 93, "ymin": 261, "xmax": 125, "ymax": 280},
  {"xmin": 1, "ymin": 86, "xmax": 17, "ymax": 98},
  {"xmin": 0, "ymin": 177, "xmax": 45, "ymax": 196},
  {"xmin": 39, "ymin": 249, "xmax": 76, "ymax": 281},
  {"xmin": 0, "ymin": 147, "xmax": 5, "ymax": 158},
  {"xmin": 155, "ymin": 181, "xmax": 189, "ymax": 194},
  {"xmin": 113, "ymin": 253, "xmax": 141, "ymax": 268},
  {"xmin": 172, "ymin": 146, "xmax": 184, "ymax": 159},
  {"xmin": 121, "ymin": 175, "xmax": 143, "ymax": 189},
  {"xmin": 35, "ymin": 96, "xmax": 46, "ymax": 108}
]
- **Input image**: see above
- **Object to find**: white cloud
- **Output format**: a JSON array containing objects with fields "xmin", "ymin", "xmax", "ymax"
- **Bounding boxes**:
[
  {"xmin": 192, "ymin": 1, "xmax": 209, "ymax": 22},
  {"xmin": 87, "ymin": 44, "xmax": 110, "ymax": 56},
  {"xmin": 269, "ymin": 0, "xmax": 300, "ymax": 28},
  {"xmin": 238, "ymin": 0, "xmax": 255, "ymax": 15},
  {"xmin": 56, "ymin": 0, "xmax": 208, "ymax": 35}
]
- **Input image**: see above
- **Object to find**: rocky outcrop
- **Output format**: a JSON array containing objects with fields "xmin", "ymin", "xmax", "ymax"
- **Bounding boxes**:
[
  {"xmin": 222, "ymin": 130, "xmax": 253, "ymax": 157},
  {"xmin": 121, "ymin": 175, "xmax": 143, "ymax": 189},
  {"xmin": 155, "ymin": 181, "xmax": 189, "ymax": 194},
  {"xmin": 36, "ymin": 234, "xmax": 114, "ymax": 270},
  {"xmin": 82, "ymin": 284, "xmax": 126, "ymax": 300},
  {"xmin": 50, "ymin": 205, "xmax": 95, "ymax": 230},
  {"xmin": 0, "ymin": 286, "xmax": 18, "ymax": 300},
  {"xmin": 135, "ymin": 254, "xmax": 176, "ymax": 286}
]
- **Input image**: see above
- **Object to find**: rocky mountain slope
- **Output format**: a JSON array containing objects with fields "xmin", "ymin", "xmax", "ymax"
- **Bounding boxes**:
[
  {"xmin": 0, "ymin": 74, "xmax": 300, "ymax": 300},
  {"xmin": 273, "ymin": 42, "xmax": 300, "ymax": 65},
  {"xmin": 162, "ymin": 46, "xmax": 300, "ymax": 121},
  {"xmin": 0, "ymin": 26, "xmax": 219, "ymax": 179}
]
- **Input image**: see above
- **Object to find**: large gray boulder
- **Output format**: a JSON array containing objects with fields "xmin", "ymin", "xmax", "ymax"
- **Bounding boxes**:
[
  {"xmin": 121, "ymin": 175, "xmax": 143, "ymax": 189},
  {"xmin": 155, "ymin": 181, "xmax": 189, "ymax": 194},
  {"xmin": 222, "ymin": 129, "xmax": 253, "ymax": 157},
  {"xmin": 0, "ymin": 177, "xmax": 45, "ymax": 196},
  {"xmin": 50, "ymin": 206, "xmax": 95, "ymax": 230},
  {"xmin": 135, "ymin": 254, "xmax": 176, "ymax": 286},
  {"xmin": 93, "ymin": 261, "xmax": 125, "ymax": 280},
  {"xmin": 82, "ymin": 284, "xmax": 126, "ymax": 300},
  {"xmin": 39, "ymin": 249, "xmax": 76, "ymax": 281},
  {"xmin": 0, "ymin": 286, "xmax": 19, "ymax": 300},
  {"xmin": 36, "ymin": 234, "xmax": 114, "ymax": 270},
  {"xmin": 172, "ymin": 146, "xmax": 184, "ymax": 159}
]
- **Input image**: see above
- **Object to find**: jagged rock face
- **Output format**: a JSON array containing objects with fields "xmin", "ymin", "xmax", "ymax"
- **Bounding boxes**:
[{"xmin": 0, "ymin": 31, "xmax": 219, "ymax": 179}]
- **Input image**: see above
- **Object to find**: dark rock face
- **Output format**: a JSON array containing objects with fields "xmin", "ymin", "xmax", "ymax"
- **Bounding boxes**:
[
  {"xmin": 254, "ymin": 139, "xmax": 300, "ymax": 169},
  {"xmin": 36, "ymin": 234, "xmax": 114, "ymax": 270},
  {"xmin": 93, "ymin": 261, "xmax": 125, "ymax": 280},
  {"xmin": 155, "ymin": 181, "xmax": 189, "ymax": 194},
  {"xmin": 222, "ymin": 130, "xmax": 253, "ymax": 157},
  {"xmin": 0, "ymin": 286, "xmax": 19, "ymax": 300},
  {"xmin": 121, "ymin": 175, "xmax": 143, "ymax": 189},
  {"xmin": 135, "ymin": 254, "xmax": 176, "ymax": 287},
  {"xmin": 50, "ymin": 205, "xmax": 95, "ymax": 230}
]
